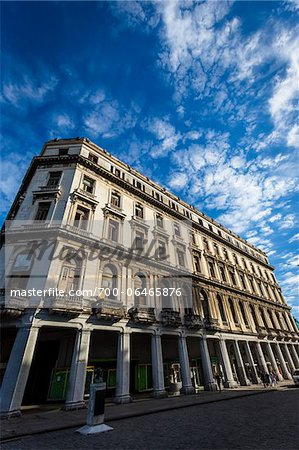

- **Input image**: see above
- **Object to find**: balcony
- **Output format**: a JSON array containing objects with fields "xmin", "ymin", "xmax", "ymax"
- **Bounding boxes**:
[
  {"xmin": 184, "ymin": 313, "xmax": 203, "ymax": 330},
  {"xmin": 128, "ymin": 306, "xmax": 156, "ymax": 325},
  {"xmin": 43, "ymin": 294, "xmax": 83, "ymax": 316},
  {"xmin": 160, "ymin": 309, "xmax": 182, "ymax": 328},
  {"xmin": 256, "ymin": 325, "xmax": 268, "ymax": 338},
  {"xmin": 267, "ymin": 327, "xmax": 277, "ymax": 339},
  {"xmin": 0, "ymin": 289, "xmax": 26, "ymax": 318},
  {"xmin": 73, "ymin": 188, "xmax": 99, "ymax": 206},
  {"xmin": 93, "ymin": 299, "xmax": 125, "ymax": 321},
  {"xmin": 203, "ymin": 317, "xmax": 221, "ymax": 332}
]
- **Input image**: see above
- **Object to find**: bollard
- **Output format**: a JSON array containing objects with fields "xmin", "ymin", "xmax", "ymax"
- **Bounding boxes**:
[{"xmin": 77, "ymin": 382, "xmax": 113, "ymax": 435}]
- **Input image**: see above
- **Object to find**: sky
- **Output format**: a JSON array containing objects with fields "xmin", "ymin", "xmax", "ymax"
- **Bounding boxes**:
[{"xmin": 0, "ymin": 1, "xmax": 298, "ymax": 317}]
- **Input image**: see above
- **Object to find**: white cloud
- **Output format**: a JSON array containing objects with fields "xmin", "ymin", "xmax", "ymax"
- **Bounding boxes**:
[
  {"xmin": 143, "ymin": 117, "xmax": 181, "ymax": 157},
  {"xmin": 84, "ymin": 100, "xmax": 136, "ymax": 138},
  {"xmin": 289, "ymin": 232, "xmax": 299, "ymax": 243},
  {"xmin": 279, "ymin": 213, "xmax": 296, "ymax": 229},
  {"xmin": 2, "ymin": 76, "xmax": 57, "ymax": 107},
  {"xmin": 168, "ymin": 172, "xmax": 188, "ymax": 190},
  {"xmin": 55, "ymin": 114, "xmax": 75, "ymax": 130}
]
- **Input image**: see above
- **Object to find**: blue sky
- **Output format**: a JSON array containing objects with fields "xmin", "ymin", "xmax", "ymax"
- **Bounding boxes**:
[{"xmin": 1, "ymin": 1, "xmax": 298, "ymax": 317}]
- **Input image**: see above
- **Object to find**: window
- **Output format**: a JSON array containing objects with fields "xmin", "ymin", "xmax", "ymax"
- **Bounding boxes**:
[
  {"xmin": 59, "ymin": 148, "xmax": 68, "ymax": 156},
  {"xmin": 218, "ymin": 263, "xmax": 227, "ymax": 282},
  {"xmin": 82, "ymin": 176, "xmax": 95, "ymax": 194},
  {"xmin": 74, "ymin": 205, "xmax": 89, "ymax": 230},
  {"xmin": 108, "ymin": 219, "xmax": 119, "ymax": 242},
  {"xmin": 102, "ymin": 265, "xmax": 118, "ymax": 299},
  {"xmin": 135, "ymin": 231, "xmax": 145, "ymax": 251},
  {"xmin": 174, "ymin": 223, "xmax": 181, "ymax": 237},
  {"xmin": 157, "ymin": 240, "xmax": 167, "ymax": 259},
  {"xmin": 203, "ymin": 238, "xmax": 210, "ymax": 252},
  {"xmin": 111, "ymin": 191, "xmax": 121, "ymax": 208},
  {"xmin": 242, "ymin": 258, "xmax": 247, "ymax": 270},
  {"xmin": 229, "ymin": 298, "xmax": 238, "ymax": 323},
  {"xmin": 208, "ymin": 259, "xmax": 216, "ymax": 278},
  {"xmin": 250, "ymin": 305, "xmax": 259, "ymax": 328},
  {"xmin": 239, "ymin": 302, "xmax": 249, "ymax": 325},
  {"xmin": 135, "ymin": 180, "xmax": 142, "ymax": 190},
  {"xmin": 34, "ymin": 202, "xmax": 51, "ymax": 221},
  {"xmin": 218, "ymin": 229, "xmax": 222, "ymax": 237},
  {"xmin": 213, "ymin": 243, "xmax": 219, "ymax": 256},
  {"xmin": 177, "ymin": 249, "xmax": 185, "ymax": 267},
  {"xmin": 200, "ymin": 290, "xmax": 210, "ymax": 319},
  {"xmin": 88, "ymin": 153, "xmax": 98, "ymax": 164},
  {"xmin": 233, "ymin": 254, "xmax": 238, "ymax": 265},
  {"xmin": 135, "ymin": 203, "xmax": 144, "ymax": 219},
  {"xmin": 248, "ymin": 276, "xmax": 256, "ymax": 293},
  {"xmin": 239, "ymin": 272, "xmax": 247, "ymax": 290},
  {"xmin": 115, "ymin": 168, "xmax": 121, "ymax": 177},
  {"xmin": 193, "ymin": 254, "xmax": 201, "ymax": 273},
  {"xmin": 59, "ymin": 265, "xmax": 80, "ymax": 292},
  {"xmin": 134, "ymin": 273, "xmax": 146, "ymax": 305},
  {"xmin": 198, "ymin": 218, "xmax": 203, "ymax": 226},
  {"xmin": 222, "ymin": 248, "xmax": 228, "ymax": 260},
  {"xmin": 155, "ymin": 192, "xmax": 161, "ymax": 201},
  {"xmin": 229, "ymin": 268, "xmax": 237, "ymax": 286},
  {"xmin": 170, "ymin": 201, "xmax": 176, "ymax": 210},
  {"xmin": 191, "ymin": 232, "xmax": 196, "ymax": 245},
  {"xmin": 208, "ymin": 224, "xmax": 213, "ymax": 232},
  {"xmin": 217, "ymin": 295, "xmax": 226, "ymax": 322},
  {"xmin": 156, "ymin": 214, "xmax": 163, "ymax": 228},
  {"xmin": 47, "ymin": 171, "xmax": 62, "ymax": 187}
]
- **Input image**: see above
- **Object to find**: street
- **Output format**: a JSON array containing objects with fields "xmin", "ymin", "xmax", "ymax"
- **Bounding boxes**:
[{"xmin": 2, "ymin": 389, "xmax": 298, "ymax": 450}]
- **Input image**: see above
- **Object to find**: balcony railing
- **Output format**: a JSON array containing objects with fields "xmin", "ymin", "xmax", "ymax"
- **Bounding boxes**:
[
  {"xmin": 93, "ymin": 299, "xmax": 125, "ymax": 321},
  {"xmin": 0, "ymin": 288, "xmax": 27, "ymax": 317},
  {"xmin": 128, "ymin": 306, "xmax": 156, "ymax": 324},
  {"xmin": 43, "ymin": 294, "xmax": 83, "ymax": 316},
  {"xmin": 184, "ymin": 313, "xmax": 203, "ymax": 329},
  {"xmin": 160, "ymin": 309, "xmax": 182, "ymax": 327},
  {"xmin": 203, "ymin": 317, "xmax": 221, "ymax": 331}
]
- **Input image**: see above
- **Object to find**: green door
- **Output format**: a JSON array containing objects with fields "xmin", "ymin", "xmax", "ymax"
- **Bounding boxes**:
[{"xmin": 47, "ymin": 369, "xmax": 69, "ymax": 401}]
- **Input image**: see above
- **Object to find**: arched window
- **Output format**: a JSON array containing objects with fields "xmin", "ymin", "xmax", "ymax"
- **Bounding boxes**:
[
  {"xmin": 134, "ymin": 272, "xmax": 146, "ymax": 305},
  {"xmin": 250, "ymin": 304, "xmax": 259, "ymax": 328},
  {"xmin": 217, "ymin": 294, "xmax": 226, "ymax": 322},
  {"xmin": 59, "ymin": 253, "xmax": 82, "ymax": 293},
  {"xmin": 228, "ymin": 298, "xmax": 238, "ymax": 323},
  {"xmin": 102, "ymin": 264, "xmax": 118, "ymax": 300},
  {"xmin": 239, "ymin": 302, "xmax": 249, "ymax": 325},
  {"xmin": 181, "ymin": 284, "xmax": 192, "ymax": 314},
  {"xmin": 200, "ymin": 290, "xmax": 210, "ymax": 319}
]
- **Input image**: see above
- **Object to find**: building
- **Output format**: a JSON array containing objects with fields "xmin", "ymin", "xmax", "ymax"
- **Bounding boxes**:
[{"xmin": 1, "ymin": 137, "xmax": 298, "ymax": 418}]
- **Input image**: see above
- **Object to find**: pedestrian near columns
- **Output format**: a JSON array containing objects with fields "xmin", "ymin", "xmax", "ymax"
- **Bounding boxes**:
[{"xmin": 215, "ymin": 373, "xmax": 223, "ymax": 392}]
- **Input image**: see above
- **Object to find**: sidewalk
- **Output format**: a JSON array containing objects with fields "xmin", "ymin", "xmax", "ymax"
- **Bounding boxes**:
[{"xmin": 1, "ymin": 382, "xmax": 294, "ymax": 441}]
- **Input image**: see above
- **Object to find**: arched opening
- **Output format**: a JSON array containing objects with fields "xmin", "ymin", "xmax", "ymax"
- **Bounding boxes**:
[
  {"xmin": 134, "ymin": 272, "xmax": 146, "ymax": 305},
  {"xmin": 102, "ymin": 264, "xmax": 118, "ymax": 300},
  {"xmin": 228, "ymin": 298, "xmax": 238, "ymax": 324},
  {"xmin": 217, "ymin": 294, "xmax": 226, "ymax": 322},
  {"xmin": 200, "ymin": 289, "xmax": 210, "ymax": 320}
]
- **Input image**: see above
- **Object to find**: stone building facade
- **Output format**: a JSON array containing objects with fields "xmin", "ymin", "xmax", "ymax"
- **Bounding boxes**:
[{"xmin": 1, "ymin": 137, "xmax": 298, "ymax": 418}]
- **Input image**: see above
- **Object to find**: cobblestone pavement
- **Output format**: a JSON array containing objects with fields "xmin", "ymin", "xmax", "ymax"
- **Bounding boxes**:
[{"xmin": 2, "ymin": 388, "xmax": 298, "ymax": 450}]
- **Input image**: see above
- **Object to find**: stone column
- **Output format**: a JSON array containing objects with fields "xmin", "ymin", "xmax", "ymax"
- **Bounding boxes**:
[
  {"xmin": 65, "ymin": 328, "xmax": 91, "ymax": 410},
  {"xmin": 114, "ymin": 331, "xmax": 132, "ymax": 403},
  {"xmin": 151, "ymin": 333, "xmax": 167, "ymax": 398},
  {"xmin": 290, "ymin": 344, "xmax": 299, "ymax": 368},
  {"xmin": 244, "ymin": 341, "xmax": 260, "ymax": 384},
  {"xmin": 265, "ymin": 343, "xmax": 284, "ymax": 381},
  {"xmin": 282, "ymin": 344, "xmax": 295, "ymax": 373},
  {"xmin": 178, "ymin": 335, "xmax": 194, "ymax": 395},
  {"xmin": 0, "ymin": 325, "xmax": 39, "ymax": 418},
  {"xmin": 274, "ymin": 343, "xmax": 292, "ymax": 380},
  {"xmin": 233, "ymin": 341, "xmax": 251, "ymax": 385},
  {"xmin": 255, "ymin": 342, "xmax": 269, "ymax": 374},
  {"xmin": 199, "ymin": 337, "xmax": 217, "ymax": 391},
  {"xmin": 218, "ymin": 339, "xmax": 238, "ymax": 388}
]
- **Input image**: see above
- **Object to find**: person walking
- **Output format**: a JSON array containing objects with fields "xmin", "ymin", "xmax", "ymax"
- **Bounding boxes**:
[{"xmin": 215, "ymin": 373, "xmax": 222, "ymax": 392}]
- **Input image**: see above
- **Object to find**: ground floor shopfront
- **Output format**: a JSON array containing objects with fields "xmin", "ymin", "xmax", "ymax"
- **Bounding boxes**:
[{"xmin": 1, "ymin": 314, "xmax": 299, "ymax": 418}]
